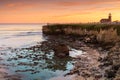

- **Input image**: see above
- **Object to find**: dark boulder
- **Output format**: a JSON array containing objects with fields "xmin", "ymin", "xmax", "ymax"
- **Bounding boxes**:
[
  {"xmin": 53, "ymin": 44, "xmax": 69, "ymax": 57},
  {"xmin": 105, "ymin": 70, "xmax": 116, "ymax": 78}
]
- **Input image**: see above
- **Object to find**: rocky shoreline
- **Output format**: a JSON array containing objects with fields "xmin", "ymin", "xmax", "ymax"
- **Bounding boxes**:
[
  {"xmin": 41, "ymin": 32, "xmax": 120, "ymax": 80},
  {"xmin": 0, "ymin": 34, "xmax": 119, "ymax": 80},
  {"xmin": 69, "ymin": 39, "xmax": 120, "ymax": 80},
  {"xmin": 27, "ymin": 32, "xmax": 119, "ymax": 80}
]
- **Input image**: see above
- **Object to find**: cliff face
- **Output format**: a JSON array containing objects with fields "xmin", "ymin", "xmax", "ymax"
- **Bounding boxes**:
[
  {"xmin": 64, "ymin": 27, "xmax": 98, "ymax": 36},
  {"xmin": 97, "ymin": 28, "xmax": 119, "ymax": 43},
  {"xmin": 43, "ymin": 24, "xmax": 120, "ymax": 43}
]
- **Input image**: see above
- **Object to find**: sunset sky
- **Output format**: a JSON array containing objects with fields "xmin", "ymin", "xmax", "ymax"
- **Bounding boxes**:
[{"xmin": 0, "ymin": 0, "xmax": 120, "ymax": 23}]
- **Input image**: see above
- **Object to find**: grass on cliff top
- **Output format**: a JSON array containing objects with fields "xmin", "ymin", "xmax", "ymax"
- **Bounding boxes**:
[{"xmin": 43, "ymin": 23, "xmax": 120, "ymax": 35}]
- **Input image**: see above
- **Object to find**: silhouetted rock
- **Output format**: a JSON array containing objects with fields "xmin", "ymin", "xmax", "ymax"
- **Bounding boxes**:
[{"xmin": 53, "ymin": 44, "xmax": 69, "ymax": 57}]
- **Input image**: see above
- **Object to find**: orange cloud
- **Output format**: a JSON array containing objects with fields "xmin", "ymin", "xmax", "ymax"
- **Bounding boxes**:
[
  {"xmin": 7, "ymin": 3, "xmax": 17, "ymax": 7},
  {"xmin": 54, "ymin": 1, "xmax": 82, "ymax": 6},
  {"xmin": 54, "ymin": 0, "xmax": 120, "ymax": 7}
]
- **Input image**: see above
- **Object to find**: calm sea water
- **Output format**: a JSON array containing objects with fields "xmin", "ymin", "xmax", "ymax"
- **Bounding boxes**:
[
  {"xmin": 0, "ymin": 24, "xmax": 44, "ymax": 48},
  {"xmin": 0, "ymin": 24, "xmax": 76, "ymax": 80}
]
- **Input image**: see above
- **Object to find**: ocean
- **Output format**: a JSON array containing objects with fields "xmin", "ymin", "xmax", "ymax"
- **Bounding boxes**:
[{"xmin": 0, "ymin": 24, "xmax": 44, "ymax": 48}]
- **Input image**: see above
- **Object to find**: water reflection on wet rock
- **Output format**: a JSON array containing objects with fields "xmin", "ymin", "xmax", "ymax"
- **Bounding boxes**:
[{"xmin": 0, "ymin": 44, "xmax": 74, "ymax": 80}]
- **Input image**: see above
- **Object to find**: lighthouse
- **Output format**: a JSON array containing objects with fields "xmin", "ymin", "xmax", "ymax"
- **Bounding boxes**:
[
  {"xmin": 108, "ymin": 13, "xmax": 112, "ymax": 22},
  {"xmin": 100, "ymin": 13, "xmax": 112, "ymax": 23}
]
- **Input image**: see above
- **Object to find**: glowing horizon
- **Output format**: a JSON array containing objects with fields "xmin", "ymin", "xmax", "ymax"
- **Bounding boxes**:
[{"xmin": 0, "ymin": 0, "xmax": 120, "ymax": 23}]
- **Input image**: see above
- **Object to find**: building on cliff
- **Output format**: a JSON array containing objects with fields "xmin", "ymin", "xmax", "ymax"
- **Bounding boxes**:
[{"xmin": 100, "ymin": 13, "xmax": 112, "ymax": 23}]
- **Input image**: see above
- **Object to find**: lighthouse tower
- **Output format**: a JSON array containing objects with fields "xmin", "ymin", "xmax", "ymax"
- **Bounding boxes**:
[{"xmin": 108, "ymin": 13, "xmax": 112, "ymax": 22}]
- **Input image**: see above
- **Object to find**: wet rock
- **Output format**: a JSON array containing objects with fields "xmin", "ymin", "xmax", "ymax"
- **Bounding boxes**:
[
  {"xmin": 15, "ymin": 69, "xmax": 34, "ymax": 72},
  {"xmin": 98, "ymin": 57, "xmax": 103, "ymax": 61},
  {"xmin": 115, "ymin": 78, "xmax": 120, "ymax": 80},
  {"xmin": 4, "ymin": 74, "xmax": 22, "ymax": 80},
  {"xmin": 18, "ymin": 55, "xmax": 24, "ymax": 58},
  {"xmin": 103, "ymin": 61, "xmax": 113, "ymax": 66},
  {"xmin": 112, "ymin": 64, "xmax": 120, "ymax": 71},
  {"xmin": 81, "ymin": 71, "xmax": 91, "ymax": 78},
  {"xmin": 115, "ymin": 68, "xmax": 120, "ymax": 80},
  {"xmin": 33, "ymin": 62, "xmax": 39, "ymax": 66},
  {"xmin": 105, "ymin": 70, "xmax": 116, "ymax": 78},
  {"xmin": 84, "ymin": 35, "xmax": 97, "ymax": 44},
  {"xmin": 85, "ymin": 37, "xmax": 91, "ymax": 43},
  {"xmin": 95, "ymin": 73, "xmax": 102, "ymax": 79},
  {"xmin": 53, "ymin": 44, "xmax": 69, "ymax": 57}
]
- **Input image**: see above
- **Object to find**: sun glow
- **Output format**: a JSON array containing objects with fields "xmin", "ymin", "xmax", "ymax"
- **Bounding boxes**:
[{"xmin": 0, "ymin": 0, "xmax": 120, "ymax": 23}]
